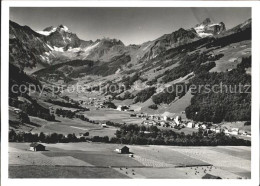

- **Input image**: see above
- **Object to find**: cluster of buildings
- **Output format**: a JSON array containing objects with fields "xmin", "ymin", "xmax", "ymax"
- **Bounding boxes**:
[
  {"xmin": 78, "ymin": 97, "xmax": 113, "ymax": 110},
  {"xmin": 130, "ymin": 112, "xmax": 251, "ymax": 137},
  {"xmin": 116, "ymin": 105, "xmax": 134, "ymax": 112},
  {"xmin": 131, "ymin": 113, "xmax": 183, "ymax": 128},
  {"xmin": 79, "ymin": 98, "xmax": 104, "ymax": 109},
  {"xmin": 222, "ymin": 128, "xmax": 251, "ymax": 137}
]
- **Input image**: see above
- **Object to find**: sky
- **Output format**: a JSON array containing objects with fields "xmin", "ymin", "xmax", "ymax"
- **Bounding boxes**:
[{"xmin": 10, "ymin": 7, "xmax": 251, "ymax": 45}]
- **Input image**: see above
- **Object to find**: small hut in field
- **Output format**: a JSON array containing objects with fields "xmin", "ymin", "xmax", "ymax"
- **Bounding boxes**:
[
  {"xmin": 115, "ymin": 146, "xmax": 130, "ymax": 154},
  {"xmin": 29, "ymin": 143, "xmax": 46, "ymax": 151}
]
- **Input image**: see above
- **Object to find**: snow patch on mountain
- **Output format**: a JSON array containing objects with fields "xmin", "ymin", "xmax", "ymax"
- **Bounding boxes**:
[
  {"xmin": 142, "ymin": 44, "xmax": 151, "ymax": 51},
  {"xmin": 37, "ymin": 25, "xmax": 71, "ymax": 36},
  {"xmin": 68, "ymin": 47, "xmax": 81, "ymax": 52},
  {"xmin": 84, "ymin": 42, "xmax": 100, "ymax": 54},
  {"xmin": 37, "ymin": 27, "xmax": 57, "ymax": 36},
  {"xmin": 61, "ymin": 25, "xmax": 69, "ymax": 32},
  {"xmin": 53, "ymin": 46, "xmax": 64, "ymax": 52},
  {"xmin": 194, "ymin": 19, "xmax": 225, "ymax": 38},
  {"xmin": 194, "ymin": 24, "xmax": 214, "ymax": 37},
  {"xmin": 46, "ymin": 44, "xmax": 54, "ymax": 50}
]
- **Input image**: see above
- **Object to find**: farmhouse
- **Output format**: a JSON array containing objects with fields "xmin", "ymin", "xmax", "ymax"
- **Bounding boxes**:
[
  {"xmin": 194, "ymin": 123, "xmax": 200, "ymax": 129},
  {"xmin": 117, "ymin": 105, "xmax": 122, "ymax": 111},
  {"xmin": 101, "ymin": 123, "xmax": 107, "ymax": 128},
  {"xmin": 200, "ymin": 124, "xmax": 207, "ymax": 130},
  {"xmin": 215, "ymin": 128, "xmax": 221, "ymax": 133},
  {"xmin": 230, "ymin": 128, "xmax": 239, "ymax": 135},
  {"xmin": 117, "ymin": 105, "xmax": 129, "ymax": 111},
  {"xmin": 29, "ymin": 143, "xmax": 46, "ymax": 151},
  {"xmin": 115, "ymin": 146, "xmax": 130, "ymax": 154},
  {"xmin": 223, "ymin": 128, "xmax": 229, "ymax": 134},
  {"xmin": 163, "ymin": 116, "xmax": 169, "ymax": 121},
  {"xmin": 174, "ymin": 116, "xmax": 181, "ymax": 126},
  {"xmin": 186, "ymin": 121, "xmax": 194, "ymax": 128}
]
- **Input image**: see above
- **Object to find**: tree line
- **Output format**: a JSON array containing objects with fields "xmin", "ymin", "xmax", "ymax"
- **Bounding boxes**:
[
  {"xmin": 9, "ymin": 124, "xmax": 250, "ymax": 146},
  {"xmin": 9, "ymin": 130, "xmax": 89, "ymax": 143},
  {"xmin": 111, "ymin": 124, "xmax": 250, "ymax": 146},
  {"xmin": 152, "ymin": 83, "xmax": 189, "ymax": 104},
  {"xmin": 46, "ymin": 99, "xmax": 84, "ymax": 109}
]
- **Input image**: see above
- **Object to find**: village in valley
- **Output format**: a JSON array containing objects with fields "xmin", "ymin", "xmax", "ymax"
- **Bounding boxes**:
[
  {"xmin": 65, "ymin": 95, "xmax": 252, "ymax": 139},
  {"xmin": 8, "ymin": 91, "xmax": 252, "ymax": 179},
  {"xmin": 8, "ymin": 7, "xmax": 252, "ymax": 179}
]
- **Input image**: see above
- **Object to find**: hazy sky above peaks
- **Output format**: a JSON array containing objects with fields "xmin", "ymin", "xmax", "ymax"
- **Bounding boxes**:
[{"xmin": 10, "ymin": 7, "xmax": 251, "ymax": 45}]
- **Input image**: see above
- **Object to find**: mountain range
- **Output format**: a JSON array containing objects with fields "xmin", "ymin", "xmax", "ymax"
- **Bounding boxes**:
[
  {"xmin": 9, "ymin": 18, "xmax": 237, "ymax": 70},
  {"xmin": 9, "ymin": 17, "xmax": 252, "ymax": 123}
]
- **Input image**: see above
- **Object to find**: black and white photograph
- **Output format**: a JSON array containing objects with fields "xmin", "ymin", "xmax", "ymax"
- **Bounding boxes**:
[{"xmin": 1, "ymin": 1, "xmax": 259, "ymax": 184}]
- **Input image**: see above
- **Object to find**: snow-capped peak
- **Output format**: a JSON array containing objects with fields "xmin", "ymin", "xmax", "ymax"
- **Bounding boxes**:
[
  {"xmin": 57, "ymin": 25, "xmax": 70, "ymax": 32},
  {"xmin": 193, "ymin": 18, "xmax": 226, "ymax": 38},
  {"xmin": 37, "ymin": 24, "xmax": 71, "ymax": 36},
  {"xmin": 37, "ymin": 27, "xmax": 57, "ymax": 36}
]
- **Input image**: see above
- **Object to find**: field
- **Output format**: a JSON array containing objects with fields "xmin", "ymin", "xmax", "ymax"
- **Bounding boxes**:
[
  {"xmin": 78, "ymin": 108, "xmax": 146, "ymax": 125},
  {"xmin": 9, "ymin": 108, "xmax": 117, "ymax": 137},
  {"xmin": 210, "ymin": 40, "xmax": 251, "ymax": 72},
  {"xmin": 9, "ymin": 142, "xmax": 250, "ymax": 179}
]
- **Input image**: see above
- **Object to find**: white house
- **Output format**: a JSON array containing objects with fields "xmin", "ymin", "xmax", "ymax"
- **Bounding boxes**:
[
  {"xmin": 117, "ymin": 105, "xmax": 122, "ymax": 111},
  {"xmin": 215, "ymin": 128, "xmax": 221, "ymax": 133},
  {"xmin": 230, "ymin": 128, "xmax": 239, "ymax": 135},
  {"xmin": 186, "ymin": 122, "xmax": 194, "ymax": 128},
  {"xmin": 223, "ymin": 129, "xmax": 229, "ymax": 134},
  {"xmin": 163, "ymin": 116, "xmax": 169, "ymax": 121},
  {"xmin": 200, "ymin": 124, "xmax": 207, "ymax": 130},
  {"xmin": 101, "ymin": 123, "xmax": 107, "ymax": 128},
  {"xmin": 194, "ymin": 123, "xmax": 200, "ymax": 129},
  {"xmin": 174, "ymin": 116, "xmax": 181, "ymax": 126}
]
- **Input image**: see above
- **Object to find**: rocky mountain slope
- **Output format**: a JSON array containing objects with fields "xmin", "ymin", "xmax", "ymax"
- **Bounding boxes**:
[
  {"xmin": 10, "ymin": 18, "xmax": 231, "ymax": 70},
  {"xmin": 194, "ymin": 18, "xmax": 226, "ymax": 37},
  {"xmin": 9, "ymin": 17, "xmax": 252, "ymax": 123}
]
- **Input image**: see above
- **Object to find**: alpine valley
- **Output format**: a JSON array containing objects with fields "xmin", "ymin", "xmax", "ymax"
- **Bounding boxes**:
[
  {"xmin": 8, "ymin": 16, "xmax": 252, "ymax": 179},
  {"xmin": 9, "ymin": 18, "xmax": 251, "ymax": 122}
]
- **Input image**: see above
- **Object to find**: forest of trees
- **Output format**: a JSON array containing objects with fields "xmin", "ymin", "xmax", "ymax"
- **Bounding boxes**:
[
  {"xmin": 45, "ymin": 99, "xmax": 83, "ymax": 109},
  {"xmin": 185, "ymin": 56, "xmax": 251, "ymax": 122},
  {"xmin": 115, "ymin": 91, "xmax": 135, "ymax": 100},
  {"xmin": 161, "ymin": 52, "xmax": 221, "ymax": 83},
  {"xmin": 121, "ymin": 73, "xmax": 140, "ymax": 90},
  {"xmin": 55, "ymin": 108, "xmax": 76, "ymax": 119},
  {"xmin": 55, "ymin": 108, "xmax": 98, "ymax": 123},
  {"xmin": 152, "ymin": 83, "xmax": 189, "ymax": 104},
  {"xmin": 9, "ymin": 130, "xmax": 88, "ymax": 143},
  {"xmin": 148, "ymin": 104, "xmax": 158, "ymax": 110},
  {"xmin": 134, "ymin": 87, "xmax": 156, "ymax": 103},
  {"xmin": 110, "ymin": 124, "xmax": 250, "ymax": 146},
  {"xmin": 9, "ymin": 98, "xmax": 55, "ymax": 121},
  {"xmin": 103, "ymin": 101, "xmax": 117, "ymax": 109}
]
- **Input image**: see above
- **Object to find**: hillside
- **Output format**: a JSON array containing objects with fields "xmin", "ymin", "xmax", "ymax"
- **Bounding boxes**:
[{"xmin": 9, "ymin": 17, "xmax": 251, "ymax": 124}]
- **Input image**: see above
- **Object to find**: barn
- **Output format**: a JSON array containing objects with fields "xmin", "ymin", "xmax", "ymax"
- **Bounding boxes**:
[
  {"xmin": 29, "ymin": 143, "xmax": 46, "ymax": 151},
  {"xmin": 115, "ymin": 146, "xmax": 130, "ymax": 154}
]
